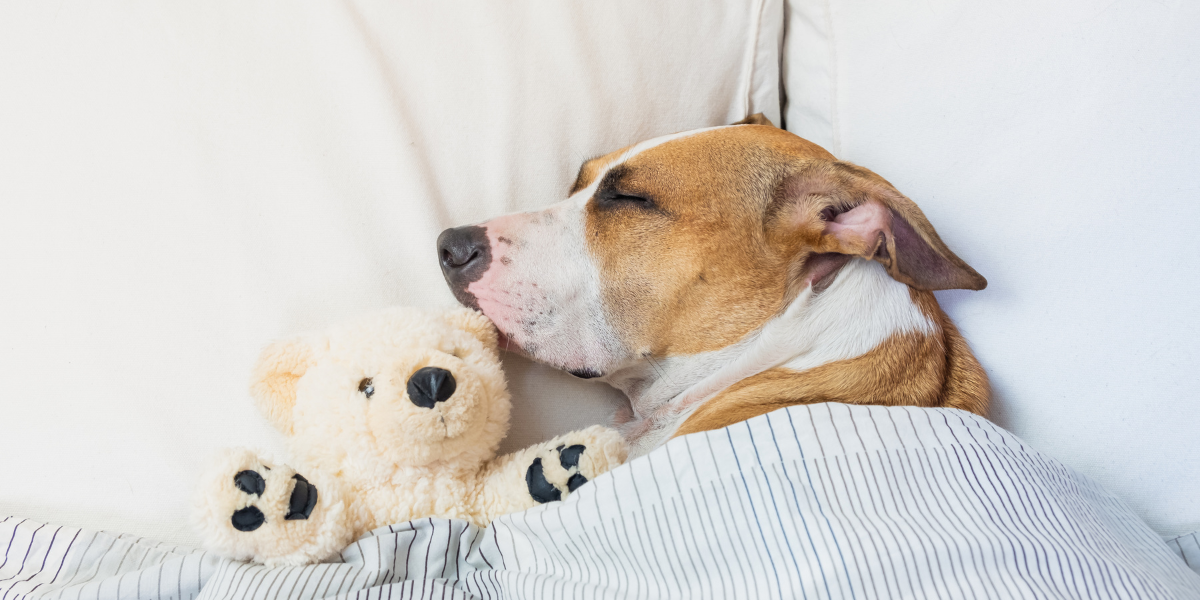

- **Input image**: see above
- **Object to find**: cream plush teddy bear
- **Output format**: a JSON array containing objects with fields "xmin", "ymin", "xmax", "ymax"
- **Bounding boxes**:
[{"xmin": 193, "ymin": 306, "xmax": 627, "ymax": 566}]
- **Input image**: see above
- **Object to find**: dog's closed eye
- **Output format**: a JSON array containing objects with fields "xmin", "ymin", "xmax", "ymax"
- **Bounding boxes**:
[
  {"xmin": 594, "ymin": 165, "xmax": 657, "ymax": 210},
  {"xmin": 598, "ymin": 189, "xmax": 651, "ymax": 205}
]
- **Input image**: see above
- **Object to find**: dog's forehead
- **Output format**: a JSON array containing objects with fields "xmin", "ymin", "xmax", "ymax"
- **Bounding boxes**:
[
  {"xmin": 574, "ymin": 125, "xmax": 835, "ymax": 205},
  {"xmin": 570, "ymin": 126, "xmax": 729, "ymax": 196},
  {"xmin": 630, "ymin": 124, "xmax": 832, "ymax": 170}
]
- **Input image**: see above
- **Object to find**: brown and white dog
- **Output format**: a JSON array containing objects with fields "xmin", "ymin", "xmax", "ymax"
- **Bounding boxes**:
[{"xmin": 438, "ymin": 115, "xmax": 988, "ymax": 457}]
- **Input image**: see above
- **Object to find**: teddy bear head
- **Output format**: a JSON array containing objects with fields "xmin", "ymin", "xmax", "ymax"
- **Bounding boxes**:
[{"xmin": 249, "ymin": 306, "xmax": 511, "ymax": 478}]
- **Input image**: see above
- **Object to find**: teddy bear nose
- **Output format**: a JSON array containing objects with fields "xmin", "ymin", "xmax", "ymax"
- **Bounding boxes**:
[{"xmin": 406, "ymin": 366, "xmax": 457, "ymax": 408}]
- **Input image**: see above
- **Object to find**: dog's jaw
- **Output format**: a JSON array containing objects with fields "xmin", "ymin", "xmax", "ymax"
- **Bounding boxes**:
[{"xmin": 608, "ymin": 259, "xmax": 936, "ymax": 457}]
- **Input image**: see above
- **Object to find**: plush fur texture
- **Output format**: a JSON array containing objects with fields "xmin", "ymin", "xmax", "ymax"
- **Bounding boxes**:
[{"xmin": 193, "ymin": 306, "xmax": 627, "ymax": 566}]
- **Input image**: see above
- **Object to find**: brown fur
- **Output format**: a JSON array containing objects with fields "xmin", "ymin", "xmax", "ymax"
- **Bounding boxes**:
[
  {"xmin": 577, "ymin": 116, "xmax": 989, "ymax": 435},
  {"xmin": 675, "ymin": 290, "xmax": 989, "ymax": 436},
  {"xmin": 915, "ymin": 290, "xmax": 990, "ymax": 416},
  {"xmin": 584, "ymin": 126, "xmax": 836, "ymax": 356}
]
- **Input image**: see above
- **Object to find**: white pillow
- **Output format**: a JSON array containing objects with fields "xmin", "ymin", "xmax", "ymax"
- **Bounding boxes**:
[
  {"xmin": 0, "ymin": 0, "xmax": 783, "ymax": 545},
  {"xmin": 783, "ymin": 0, "xmax": 1200, "ymax": 536}
]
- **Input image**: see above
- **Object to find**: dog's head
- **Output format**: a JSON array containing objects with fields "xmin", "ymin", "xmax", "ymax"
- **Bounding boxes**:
[{"xmin": 438, "ymin": 118, "xmax": 984, "ymax": 380}]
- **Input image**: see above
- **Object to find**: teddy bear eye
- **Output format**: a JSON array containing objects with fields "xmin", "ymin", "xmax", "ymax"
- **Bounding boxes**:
[{"xmin": 358, "ymin": 378, "xmax": 374, "ymax": 398}]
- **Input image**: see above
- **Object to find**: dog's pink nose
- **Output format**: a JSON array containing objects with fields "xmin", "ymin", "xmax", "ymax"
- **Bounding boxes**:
[{"xmin": 437, "ymin": 225, "xmax": 490, "ymax": 308}]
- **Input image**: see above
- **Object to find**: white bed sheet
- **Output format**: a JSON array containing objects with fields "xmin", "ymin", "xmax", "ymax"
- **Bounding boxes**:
[
  {"xmin": 0, "ymin": 0, "xmax": 782, "ymax": 546},
  {"xmin": 2, "ymin": 405, "xmax": 1197, "ymax": 600}
]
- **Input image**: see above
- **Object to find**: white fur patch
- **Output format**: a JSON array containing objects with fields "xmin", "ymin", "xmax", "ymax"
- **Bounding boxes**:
[{"xmin": 614, "ymin": 259, "xmax": 936, "ymax": 456}]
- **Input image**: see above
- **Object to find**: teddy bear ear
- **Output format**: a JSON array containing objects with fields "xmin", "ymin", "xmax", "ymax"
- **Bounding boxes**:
[
  {"xmin": 437, "ymin": 307, "xmax": 498, "ymax": 349},
  {"xmin": 248, "ymin": 334, "xmax": 322, "ymax": 436}
]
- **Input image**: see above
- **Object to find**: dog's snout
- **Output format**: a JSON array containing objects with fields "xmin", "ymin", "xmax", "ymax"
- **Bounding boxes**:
[
  {"xmin": 407, "ymin": 366, "xmax": 457, "ymax": 408},
  {"xmin": 437, "ymin": 226, "xmax": 491, "ymax": 308}
]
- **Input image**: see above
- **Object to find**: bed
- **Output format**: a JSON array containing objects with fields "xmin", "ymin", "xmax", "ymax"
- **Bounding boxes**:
[
  {"xmin": 3, "ymin": 405, "xmax": 1198, "ymax": 599},
  {"xmin": 1, "ymin": 0, "xmax": 1198, "ymax": 595}
]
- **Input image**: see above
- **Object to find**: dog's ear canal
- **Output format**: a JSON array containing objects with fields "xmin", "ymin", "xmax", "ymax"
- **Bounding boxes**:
[
  {"xmin": 777, "ymin": 162, "xmax": 987, "ymax": 292},
  {"xmin": 249, "ymin": 334, "xmax": 322, "ymax": 436}
]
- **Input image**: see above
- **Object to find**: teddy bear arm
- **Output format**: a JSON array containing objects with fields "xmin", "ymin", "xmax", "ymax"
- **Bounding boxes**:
[
  {"xmin": 473, "ymin": 446, "xmax": 544, "ymax": 520},
  {"xmin": 472, "ymin": 425, "xmax": 629, "ymax": 522},
  {"xmin": 193, "ymin": 448, "xmax": 361, "ymax": 566}
]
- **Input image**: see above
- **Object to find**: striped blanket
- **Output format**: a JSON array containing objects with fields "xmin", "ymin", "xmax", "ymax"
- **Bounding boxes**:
[{"xmin": 4, "ymin": 404, "xmax": 1198, "ymax": 599}]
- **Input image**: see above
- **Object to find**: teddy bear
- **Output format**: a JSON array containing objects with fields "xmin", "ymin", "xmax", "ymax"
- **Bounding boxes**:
[{"xmin": 193, "ymin": 306, "xmax": 627, "ymax": 566}]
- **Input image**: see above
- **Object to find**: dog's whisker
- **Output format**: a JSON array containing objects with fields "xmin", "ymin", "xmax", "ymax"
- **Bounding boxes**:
[{"xmin": 647, "ymin": 355, "xmax": 674, "ymax": 388}]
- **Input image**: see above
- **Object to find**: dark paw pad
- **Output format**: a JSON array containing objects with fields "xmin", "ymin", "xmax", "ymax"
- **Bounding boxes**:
[
  {"xmin": 234, "ymin": 470, "xmax": 265, "ymax": 496},
  {"xmin": 229, "ymin": 469, "xmax": 318, "ymax": 532},
  {"xmin": 231, "ymin": 506, "xmax": 265, "ymax": 532},
  {"xmin": 557, "ymin": 445, "xmax": 587, "ymax": 470},
  {"xmin": 567, "ymin": 473, "xmax": 588, "ymax": 492},
  {"xmin": 285, "ymin": 474, "xmax": 318, "ymax": 520},
  {"xmin": 526, "ymin": 458, "xmax": 562, "ymax": 503}
]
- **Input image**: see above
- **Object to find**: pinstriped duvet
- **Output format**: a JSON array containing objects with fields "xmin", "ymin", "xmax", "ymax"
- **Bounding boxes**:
[{"xmin": 4, "ymin": 404, "xmax": 1199, "ymax": 599}]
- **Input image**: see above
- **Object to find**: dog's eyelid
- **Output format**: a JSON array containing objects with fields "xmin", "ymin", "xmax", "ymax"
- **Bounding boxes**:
[
  {"xmin": 596, "ymin": 168, "xmax": 653, "ymax": 205},
  {"xmin": 601, "ymin": 189, "xmax": 650, "ymax": 203},
  {"xmin": 595, "ymin": 188, "xmax": 656, "ymax": 212},
  {"xmin": 595, "ymin": 164, "xmax": 629, "ymax": 192}
]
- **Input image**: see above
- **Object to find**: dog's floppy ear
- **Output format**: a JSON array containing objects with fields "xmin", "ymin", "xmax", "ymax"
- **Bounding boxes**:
[
  {"xmin": 437, "ymin": 307, "xmax": 499, "ymax": 349},
  {"xmin": 732, "ymin": 113, "xmax": 775, "ymax": 127},
  {"xmin": 774, "ymin": 161, "xmax": 986, "ymax": 292},
  {"xmin": 249, "ymin": 334, "xmax": 322, "ymax": 435}
]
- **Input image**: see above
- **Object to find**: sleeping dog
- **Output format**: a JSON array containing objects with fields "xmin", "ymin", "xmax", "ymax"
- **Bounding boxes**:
[{"xmin": 438, "ymin": 115, "xmax": 988, "ymax": 457}]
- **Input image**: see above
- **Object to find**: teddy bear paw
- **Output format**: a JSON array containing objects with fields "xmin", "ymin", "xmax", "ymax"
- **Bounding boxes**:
[
  {"xmin": 194, "ymin": 449, "xmax": 350, "ymax": 565},
  {"xmin": 228, "ymin": 466, "xmax": 317, "ymax": 532},
  {"xmin": 525, "ymin": 425, "xmax": 628, "ymax": 503}
]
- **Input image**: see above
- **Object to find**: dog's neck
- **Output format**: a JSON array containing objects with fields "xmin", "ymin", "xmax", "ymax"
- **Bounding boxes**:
[{"xmin": 604, "ymin": 259, "xmax": 937, "ymax": 457}]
